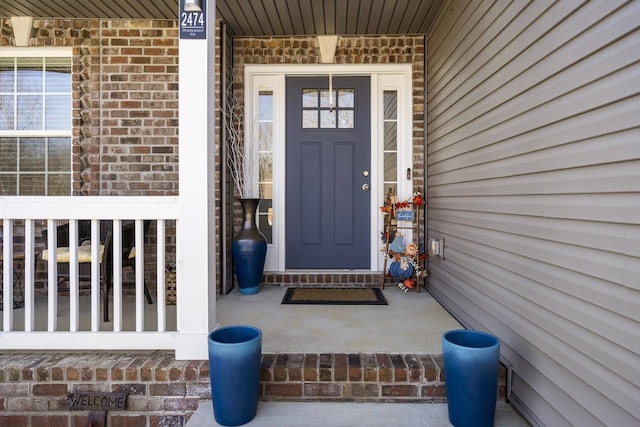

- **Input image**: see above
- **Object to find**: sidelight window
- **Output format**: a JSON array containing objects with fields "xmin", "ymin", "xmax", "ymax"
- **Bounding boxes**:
[
  {"xmin": 383, "ymin": 90, "xmax": 398, "ymax": 197},
  {"xmin": 258, "ymin": 91, "xmax": 273, "ymax": 243}
]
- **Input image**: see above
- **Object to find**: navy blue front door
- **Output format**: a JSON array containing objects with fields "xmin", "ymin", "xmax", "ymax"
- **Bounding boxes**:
[{"xmin": 286, "ymin": 76, "xmax": 371, "ymax": 269}]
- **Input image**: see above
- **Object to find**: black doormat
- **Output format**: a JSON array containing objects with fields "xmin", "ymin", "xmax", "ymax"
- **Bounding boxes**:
[{"xmin": 281, "ymin": 287, "xmax": 388, "ymax": 305}]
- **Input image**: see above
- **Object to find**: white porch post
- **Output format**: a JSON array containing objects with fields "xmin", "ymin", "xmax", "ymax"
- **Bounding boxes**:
[{"xmin": 176, "ymin": 0, "xmax": 217, "ymax": 359}]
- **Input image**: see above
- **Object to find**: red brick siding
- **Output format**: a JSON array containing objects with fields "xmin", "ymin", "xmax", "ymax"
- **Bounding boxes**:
[{"xmin": 98, "ymin": 20, "xmax": 179, "ymax": 196}]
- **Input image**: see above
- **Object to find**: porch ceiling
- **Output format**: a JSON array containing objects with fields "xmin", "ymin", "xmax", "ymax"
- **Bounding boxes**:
[{"xmin": 0, "ymin": 0, "xmax": 443, "ymax": 35}]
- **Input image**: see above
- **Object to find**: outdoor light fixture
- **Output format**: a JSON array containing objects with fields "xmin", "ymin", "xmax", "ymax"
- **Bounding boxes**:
[{"xmin": 184, "ymin": 0, "xmax": 202, "ymax": 12}]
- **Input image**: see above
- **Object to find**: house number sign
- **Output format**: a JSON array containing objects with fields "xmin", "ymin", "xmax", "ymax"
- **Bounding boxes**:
[{"xmin": 179, "ymin": 0, "xmax": 206, "ymax": 39}]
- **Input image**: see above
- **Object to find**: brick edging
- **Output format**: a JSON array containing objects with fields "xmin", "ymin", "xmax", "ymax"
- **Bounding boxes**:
[
  {"xmin": 260, "ymin": 353, "xmax": 447, "ymax": 402},
  {"xmin": 0, "ymin": 352, "xmax": 504, "ymax": 425}
]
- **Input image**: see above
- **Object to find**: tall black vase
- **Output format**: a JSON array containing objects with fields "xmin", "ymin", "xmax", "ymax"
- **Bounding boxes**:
[{"xmin": 232, "ymin": 198, "xmax": 267, "ymax": 294}]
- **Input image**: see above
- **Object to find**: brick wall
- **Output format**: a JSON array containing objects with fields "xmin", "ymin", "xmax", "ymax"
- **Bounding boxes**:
[
  {"xmin": 98, "ymin": 20, "xmax": 179, "ymax": 196},
  {"xmin": 0, "ymin": 352, "xmax": 207, "ymax": 426},
  {"xmin": 1, "ymin": 352, "xmax": 504, "ymax": 425}
]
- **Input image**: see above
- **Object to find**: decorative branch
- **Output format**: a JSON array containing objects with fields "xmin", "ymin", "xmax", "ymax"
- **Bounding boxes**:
[{"xmin": 220, "ymin": 80, "xmax": 246, "ymax": 198}]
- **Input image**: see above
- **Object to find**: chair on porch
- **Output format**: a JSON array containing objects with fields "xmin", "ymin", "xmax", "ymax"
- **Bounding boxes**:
[
  {"xmin": 101, "ymin": 220, "xmax": 153, "ymax": 322},
  {"xmin": 41, "ymin": 220, "xmax": 109, "ymax": 286},
  {"xmin": 42, "ymin": 220, "xmax": 153, "ymax": 322}
]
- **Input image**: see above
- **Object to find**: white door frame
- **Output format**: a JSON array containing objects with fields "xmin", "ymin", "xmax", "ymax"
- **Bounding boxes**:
[{"xmin": 244, "ymin": 64, "xmax": 413, "ymax": 272}]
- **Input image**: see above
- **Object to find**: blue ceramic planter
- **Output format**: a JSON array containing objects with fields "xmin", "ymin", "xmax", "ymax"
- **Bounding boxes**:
[
  {"xmin": 442, "ymin": 329, "xmax": 500, "ymax": 427},
  {"xmin": 232, "ymin": 198, "xmax": 267, "ymax": 295},
  {"xmin": 208, "ymin": 325, "xmax": 262, "ymax": 426}
]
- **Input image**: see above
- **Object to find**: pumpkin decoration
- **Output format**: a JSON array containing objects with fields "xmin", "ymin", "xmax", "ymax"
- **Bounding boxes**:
[
  {"xmin": 389, "ymin": 232, "xmax": 406, "ymax": 254},
  {"xmin": 389, "ymin": 260, "xmax": 414, "ymax": 280}
]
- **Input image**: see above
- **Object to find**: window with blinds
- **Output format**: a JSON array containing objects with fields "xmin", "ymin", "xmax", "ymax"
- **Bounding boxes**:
[{"xmin": 0, "ymin": 53, "xmax": 72, "ymax": 195}]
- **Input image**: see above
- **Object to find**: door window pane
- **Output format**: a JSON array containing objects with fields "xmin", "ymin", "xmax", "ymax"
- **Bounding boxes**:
[
  {"xmin": 320, "ymin": 89, "xmax": 336, "ymax": 108},
  {"xmin": 302, "ymin": 89, "xmax": 318, "ymax": 108},
  {"xmin": 302, "ymin": 110, "xmax": 317, "ymax": 128},
  {"xmin": 338, "ymin": 110, "xmax": 354, "ymax": 128},
  {"xmin": 338, "ymin": 89, "xmax": 354, "ymax": 108},
  {"xmin": 320, "ymin": 110, "xmax": 336, "ymax": 128},
  {"xmin": 302, "ymin": 86, "xmax": 355, "ymax": 129}
]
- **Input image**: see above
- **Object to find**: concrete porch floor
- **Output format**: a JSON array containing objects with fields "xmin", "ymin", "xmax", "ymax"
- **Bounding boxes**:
[
  {"xmin": 203, "ymin": 287, "xmax": 530, "ymax": 426},
  {"xmin": 3, "ymin": 284, "xmax": 459, "ymax": 347},
  {"xmin": 187, "ymin": 401, "xmax": 530, "ymax": 427},
  {"xmin": 217, "ymin": 285, "xmax": 463, "ymax": 354}
]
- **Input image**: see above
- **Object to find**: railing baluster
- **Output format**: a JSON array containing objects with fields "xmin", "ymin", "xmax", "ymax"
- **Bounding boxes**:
[
  {"xmin": 113, "ymin": 219, "xmax": 122, "ymax": 332},
  {"xmin": 2, "ymin": 219, "xmax": 13, "ymax": 330},
  {"xmin": 135, "ymin": 219, "xmax": 144, "ymax": 332},
  {"xmin": 69, "ymin": 220, "xmax": 79, "ymax": 332},
  {"xmin": 91, "ymin": 220, "xmax": 100, "ymax": 331},
  {"xmin": 157, "ymin": 219, "xmax": 166, "ymax": 332},
  {"xmin": 46, "ymin": 219, "xmax": 57, "ymax": 331},
  {"xmin": 24, "ymin": 220, "xmax": 35, "ymax": 331}
]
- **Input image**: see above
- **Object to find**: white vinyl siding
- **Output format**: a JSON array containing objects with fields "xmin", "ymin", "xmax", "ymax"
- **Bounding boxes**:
[{"xmin": 426, "ymin": 1, "xmax": 640, "ymax": 426}]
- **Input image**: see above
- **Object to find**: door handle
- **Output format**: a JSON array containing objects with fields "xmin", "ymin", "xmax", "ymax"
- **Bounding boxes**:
[{"xmin": 362, "ymin": 184, "xmax": 370, "ymax": 191}]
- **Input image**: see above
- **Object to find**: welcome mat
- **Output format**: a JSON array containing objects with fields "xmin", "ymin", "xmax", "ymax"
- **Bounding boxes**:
[{"xmin": 281, "ymin": 288, "xmax": 388, "ymax": 305}]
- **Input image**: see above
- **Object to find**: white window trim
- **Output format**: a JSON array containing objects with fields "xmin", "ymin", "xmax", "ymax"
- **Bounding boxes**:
[
  {"xmin": 245, "ymin": 64, "xmax": 413, "ymax": 272},
  {"xmin": 0, "ymin": 47, "xmax": 72, "ymax": 57},
  {"xmin": 0, "ymin": 47, "xmax": 73, "ymax": 138}
]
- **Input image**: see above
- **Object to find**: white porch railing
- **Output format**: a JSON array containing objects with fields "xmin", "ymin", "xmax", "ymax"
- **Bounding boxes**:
[{"xmin": 0, "ymin": 196, "xmax": 198, "ymax": 353}]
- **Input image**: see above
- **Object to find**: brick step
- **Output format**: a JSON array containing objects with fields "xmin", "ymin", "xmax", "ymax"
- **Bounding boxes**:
[
  {"xmin": 0, "ymin": 352, "xmax": 505, "ymax": 425},
  {"xmin": 261, "ymin": 353, "xmax": 506, "ymax": 402}
]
